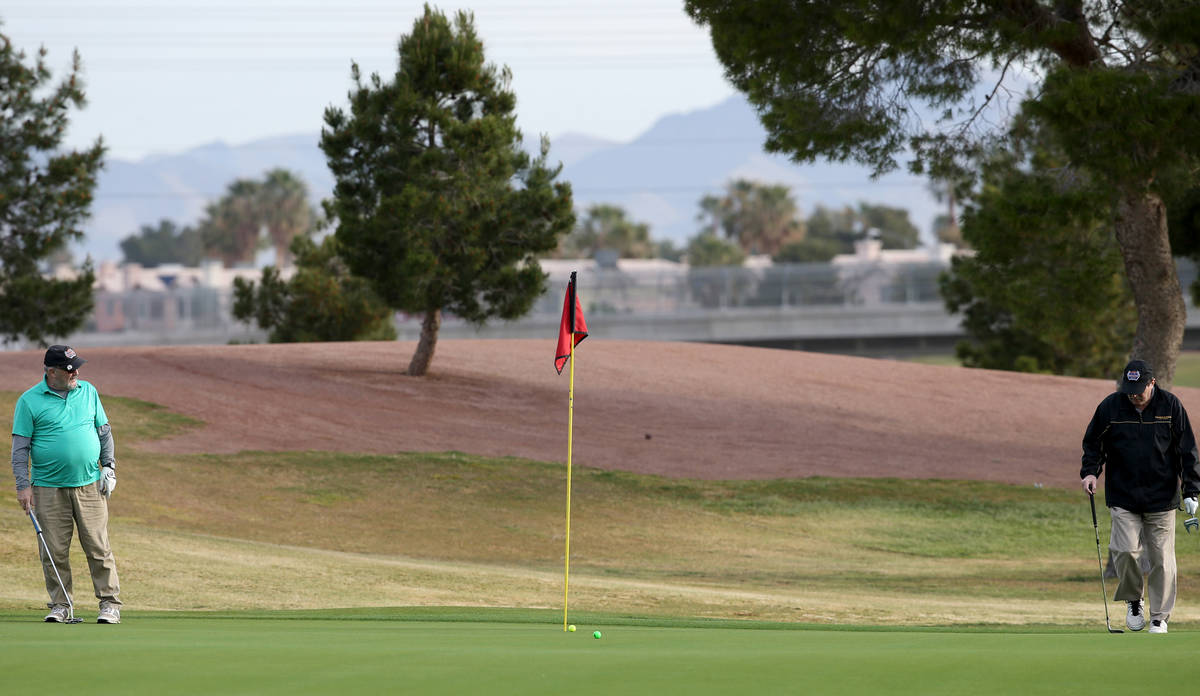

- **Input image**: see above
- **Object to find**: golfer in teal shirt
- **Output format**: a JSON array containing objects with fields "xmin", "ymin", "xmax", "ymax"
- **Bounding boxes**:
[{"xmin": 11, "ymin": 345, "xmax": 122, "ymax": 624}]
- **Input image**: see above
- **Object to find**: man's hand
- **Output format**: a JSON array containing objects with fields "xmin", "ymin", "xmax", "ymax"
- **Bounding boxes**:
[
  {"xmin": 1185, "ymin": 497, "xmax": 1198, "ymax": 515},
  {"xmin": 98, "ymin": 467, "xmax": 116, "ymax": 498},
  {"xmin": 16, "ymin": 487, "xmax": 32, "ymax": 512},
  {"xmin": 1082, "ymin": 475, "xmax": 1098, "ymax": 495}
]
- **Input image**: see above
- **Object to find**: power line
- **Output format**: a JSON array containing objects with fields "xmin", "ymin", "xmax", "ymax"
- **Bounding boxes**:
[{"xmin": 94, "ymin": 181, "xmax": 931, "ymax": 201}]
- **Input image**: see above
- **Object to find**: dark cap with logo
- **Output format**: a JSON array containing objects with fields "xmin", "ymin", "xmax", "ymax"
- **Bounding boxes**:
[
  {"xmin": 1118, "ymin": 359, "xmax": 1153, "ymax": 395},
  {"xmin": 44, "ymin": 345, "xmax": 87, "ymax": 371}
]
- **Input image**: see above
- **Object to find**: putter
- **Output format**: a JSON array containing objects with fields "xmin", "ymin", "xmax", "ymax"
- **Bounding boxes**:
[
  {"xmin": 27, "ymin": 509, "xmax": 83, "ymax": 624},
  {"xmin": 1089, "ymin": 493, "xmax": 1123, "ymax": 633}
]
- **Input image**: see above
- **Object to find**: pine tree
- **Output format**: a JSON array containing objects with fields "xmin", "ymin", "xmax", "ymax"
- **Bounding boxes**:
[
  {"xmin": 941, "ymin": 119, "xmax": 1136, "ymax": 376},
  {"xmin": 687, "ymin": 0, "xmax": 1200, "ymax": 384},
  {"xmin": 0, "ymin": 30, "xmax": 104, "ymax": 344},
  {"xmin": 321, "ymin": 5, "xmax": 574, "ymax": 375},
  {"xmin": 232, "ymin": 236, "xmax": 396, "ymax": 343}
]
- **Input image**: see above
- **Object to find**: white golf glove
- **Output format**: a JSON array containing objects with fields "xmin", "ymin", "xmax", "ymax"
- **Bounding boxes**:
[
  {"xmin": 1185, "ymin": 497, "xmax": 1198, "ymax": 515},
  {"xmin": 98, "ymin": 466, "xmax": 116, "ymax": 498}
]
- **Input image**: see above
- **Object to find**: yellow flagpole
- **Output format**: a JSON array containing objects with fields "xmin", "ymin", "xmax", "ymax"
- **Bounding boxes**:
[{"xmin": 563, "ymin": 330, "xmax": 576, "ymax": 631}]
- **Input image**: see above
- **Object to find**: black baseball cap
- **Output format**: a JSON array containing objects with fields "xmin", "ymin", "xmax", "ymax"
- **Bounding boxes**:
[
  {"xmin": 44, "ymin": 345, "xmax": 87, "ymax": 371},
  {"xmin": 1118, "ymin": 359, "xmax": 1153, "ymax": 395}
]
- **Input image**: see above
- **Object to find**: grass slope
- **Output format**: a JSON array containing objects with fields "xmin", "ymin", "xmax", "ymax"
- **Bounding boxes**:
[{"xmin": 4, "ymin": 390, "xmax": 1200, "ymax": 627}]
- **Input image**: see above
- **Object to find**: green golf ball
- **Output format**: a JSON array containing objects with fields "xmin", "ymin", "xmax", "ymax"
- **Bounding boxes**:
[
  {"xmin": 568, "ymin": 624, "xmax": 576, "ymax": 632},
  {"xmin": 593, "ymin": 630, "xmax": 602, "ymax": 639}
]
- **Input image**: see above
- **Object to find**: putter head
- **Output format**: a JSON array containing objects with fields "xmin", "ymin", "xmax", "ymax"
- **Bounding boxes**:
[
  {"xmin": 65, "ymin": 617, "xmax": 84, "ymax": 624},
  {"xmin": 1185, "ymin": 516, "xmax": 1198, "ymax": 533}
]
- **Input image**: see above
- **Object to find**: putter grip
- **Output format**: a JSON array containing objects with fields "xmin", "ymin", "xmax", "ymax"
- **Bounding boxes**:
[
  {"xmin": 1090, "ymin": 493, "xmax": 1098, "ymax": 527},
  {"xmin": 27, "ymin": 509, "xmax": 42, "ymax": 534}
]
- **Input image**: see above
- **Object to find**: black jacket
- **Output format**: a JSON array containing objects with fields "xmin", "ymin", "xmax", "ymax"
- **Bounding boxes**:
[{"xmin": 1081, "ymin": 387, "xmax": 1200, "ymax": 513}]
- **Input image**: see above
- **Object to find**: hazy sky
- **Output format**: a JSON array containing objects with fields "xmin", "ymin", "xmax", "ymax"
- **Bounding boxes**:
[{"xmin": 4, "ymin": 0, "xmax": 735, "ymax": 160}]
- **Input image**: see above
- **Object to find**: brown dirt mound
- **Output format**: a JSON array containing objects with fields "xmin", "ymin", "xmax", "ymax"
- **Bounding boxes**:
[{"xmin": 0, "ymin": 340, "xmax": 1163, "ymax": 487}]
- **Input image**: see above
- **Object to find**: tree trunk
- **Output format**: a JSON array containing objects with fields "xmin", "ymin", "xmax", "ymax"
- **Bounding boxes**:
[
  {"xmin": 1113, "ymin": 189, "xmax": 1184, "ymax": 388},
  {"xmin": 407, "ymin": 308, "xmax": 441, "ymax": 376},
  {"xmin": 271, "ymin": 226, "xmax": 295, "ymax": 268},
  {"xmin": 274, "ymin": 242, "xmax": 292, "ymax": 268}
]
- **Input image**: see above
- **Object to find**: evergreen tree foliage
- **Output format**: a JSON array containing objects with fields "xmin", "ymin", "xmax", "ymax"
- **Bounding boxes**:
[
  {"xmin": 686, "ymin": 0, "xmax": 1200, "ymax": 384},
  {"xmin": 1165, "ymin": 180, "xmax": 1200, "ymax": 302},
  {"xmin": 772, "ymin": 236, "xmax": 843, "ymax": 264},
  {"xmin": 686, "ymin": 231, "xmax": 746, "ymax": 267},
  {"xmin": 119, "ymin": 219, "xmax": 204, "ymax": 267},
  {"xmin": 232, "ymin": 235, "xmax": 396, "ymax": 343},
  {"xmin": 655, "ymin": 239, "xmax": 684, "ymax": 262},
  {"xmin": 0, "ymin": 30, "xmax": 103, "ymax": 344},
  {"xmin": 941, "ymin": 125, "xmax": 1136, "ymax": 376},
  {"xmin": 803, "ymin": 205, "xmax": 861, "ymax": 255},
  {"xmin": 320, "ymin": 6, "xmax": 574, "ymax": 375},
  {"xmin": 858, "ymin": 203, "xmax": 919, "ymax": 250},
  {"xmin": 686, "ymin": 231, "xmax": 749, "ymax": 309},
  {"xmin": 772, "ymin": 203, "xmax": 919, "ymax": 262}
]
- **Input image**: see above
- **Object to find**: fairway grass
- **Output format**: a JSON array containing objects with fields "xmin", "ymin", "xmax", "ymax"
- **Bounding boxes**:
[
  {"xmin": 0, "ymin": 610, "xmax": 1197, "ymax": 695},
  {"xmin": 4, "ymin": 392, "xmax": 1200, "ymax": 628}
]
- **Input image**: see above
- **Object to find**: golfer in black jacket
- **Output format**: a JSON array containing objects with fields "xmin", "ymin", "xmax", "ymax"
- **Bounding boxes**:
[{"xmin": 1081, "ymin": 359, "xmax": 1200, "ymax": 634}]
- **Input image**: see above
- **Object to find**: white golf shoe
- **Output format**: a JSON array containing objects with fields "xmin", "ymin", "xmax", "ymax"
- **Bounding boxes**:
[
  {"xmin": 1149, "ymin": 619, "xmax": 1168, "ymax": 634},
  {"xmin": 1126, "ymin": 600, "xmax": 1146, "ymax": 631},
  {"xmin": 43, "ymin": 605, "xmax": 69, "ymax": 623},
  {"xmin": 97, "ymin": 603, "xmax": 120, "ymax": 624}
]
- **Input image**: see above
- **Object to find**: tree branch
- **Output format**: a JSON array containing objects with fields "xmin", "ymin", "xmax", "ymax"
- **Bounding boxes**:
[
  {"xmin": 958, "ymin": 56, "xmax": 1016, "ymax": 138},
  {"xmin": 997, "ymin": 0, "xmax": 1103, "ymax": 66}
]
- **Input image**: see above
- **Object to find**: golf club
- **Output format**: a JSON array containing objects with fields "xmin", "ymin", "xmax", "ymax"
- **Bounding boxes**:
[
  {"xmin": 27, "ymin": 508, "xmax": 83, "ymax": 624},
  {"xmin": 1089, "ymin": 493, "xmax": 1123, "ymax": 633}
]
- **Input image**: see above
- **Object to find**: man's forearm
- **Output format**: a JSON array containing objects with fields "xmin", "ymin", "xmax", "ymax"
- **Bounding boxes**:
[
  {"xmin": 97, "ymin": 424, "xmax": 114, "ymax": 469},
  {"xmin": 11, "ymin": 435, "xmax": 30, "ymax": 490}
]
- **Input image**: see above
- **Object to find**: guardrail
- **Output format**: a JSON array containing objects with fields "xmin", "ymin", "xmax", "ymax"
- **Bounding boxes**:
[{"xmin": 408, "ymin": 262, "xmax": 957, "ymax": 347}]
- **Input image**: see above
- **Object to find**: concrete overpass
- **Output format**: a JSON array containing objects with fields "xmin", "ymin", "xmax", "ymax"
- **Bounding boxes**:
[
  {"xmin": 402, "ymin": 258, "xmax": 1200, "ymax": 357},
  {"xmin": 51, "ymin": 257, "xmax": 1200, "ymax": 357},
  {"xmin": 407, "ymin": 301, "xmax": 964, "ymax": 357}
]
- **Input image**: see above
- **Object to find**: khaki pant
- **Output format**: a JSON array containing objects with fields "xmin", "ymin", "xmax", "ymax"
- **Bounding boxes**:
[
  {"xmin": 1110, "ymin": 506, "xmax": 1175, "ymax": 622},
  {"xmin": 32, "ymin": 483, "xmax": 121, "ymax": 609}
]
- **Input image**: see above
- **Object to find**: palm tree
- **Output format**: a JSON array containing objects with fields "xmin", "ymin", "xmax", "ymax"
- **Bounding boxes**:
[
  {"xmin": 259, "ymin": 169, "xmax": 314, "ymax": 267},
  {"xmin": 200, "ymin": 179, "xmax": 264, "ymax": 267},
  {"xmin": 699, "ymin": 179, "xmax": 804, "ymax": 256}
]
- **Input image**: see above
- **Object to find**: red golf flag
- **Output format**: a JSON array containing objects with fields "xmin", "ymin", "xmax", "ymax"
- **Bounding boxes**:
[{"xmin": 555, "ymin": 273, "xmax": 588, "ymax": 374}]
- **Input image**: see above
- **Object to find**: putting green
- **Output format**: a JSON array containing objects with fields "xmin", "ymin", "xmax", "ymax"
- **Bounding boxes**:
[{"xmin": 0, "ymin": 613, "xmax": 1193, "ymax": 694}]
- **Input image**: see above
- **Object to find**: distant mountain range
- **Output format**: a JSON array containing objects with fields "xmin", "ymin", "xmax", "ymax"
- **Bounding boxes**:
[{"xmin": 80, "ymin": 95, "xmax": 941, "ymax": 263}]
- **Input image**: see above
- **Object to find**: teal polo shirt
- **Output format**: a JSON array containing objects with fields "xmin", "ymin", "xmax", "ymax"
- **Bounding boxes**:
[{"xmin": 12, "ymin": 378, "xmax": 109, "ymax": 488}]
